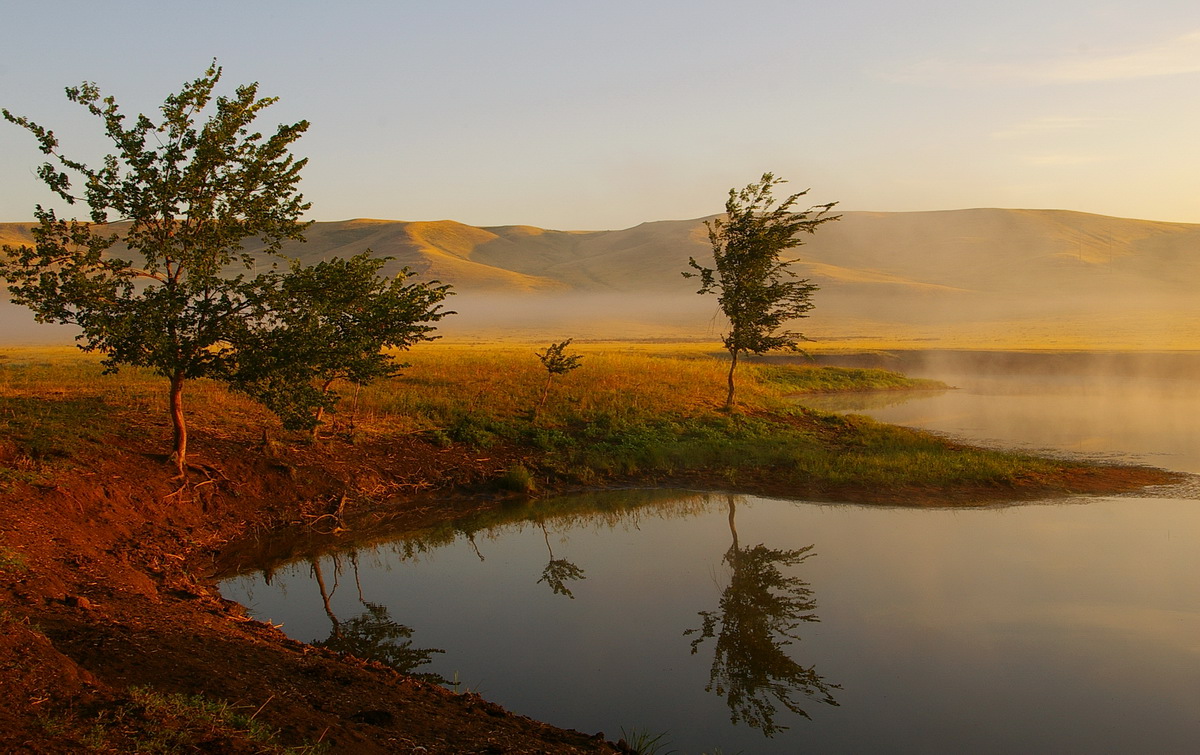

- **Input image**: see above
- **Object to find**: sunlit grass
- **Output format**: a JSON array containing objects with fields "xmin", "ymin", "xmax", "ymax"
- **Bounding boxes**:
[{"xmin": 0, "ymin": 341, "xmax": 1096, "ymax": 497}]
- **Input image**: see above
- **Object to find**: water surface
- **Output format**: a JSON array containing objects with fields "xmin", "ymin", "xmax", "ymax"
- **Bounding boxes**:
[{"xmin": 221, "ymin": 354, "xmax": 1200, "ymax": 753}]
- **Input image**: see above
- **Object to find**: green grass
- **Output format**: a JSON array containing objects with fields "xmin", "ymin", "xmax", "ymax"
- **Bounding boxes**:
[
  {"xmin": 36, "ymin": 685, "xmax": 328, "ymax": 754},
  {"xmin": 497, "ymin": 464, "xmax": 538, "ymax": 493},
  {"xmin": 619, "ymin": 727, "xmax": 677, "ymax": 755},
  {"xmin": 0, "ymin": 546, "xmax": 28, "ymax": 573},
  {"xmin": 0, "ymin": 342, "xmax": 1092, "ymax": 500},
  {"xmin": 756, "ymin": 363, "xmax": 944, "ymax": 393}
]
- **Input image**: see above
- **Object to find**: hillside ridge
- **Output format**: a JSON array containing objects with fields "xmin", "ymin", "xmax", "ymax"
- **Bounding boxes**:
[{"xmin": 4, "ymin": 209, "xmax": 1200, "ymax": 348}]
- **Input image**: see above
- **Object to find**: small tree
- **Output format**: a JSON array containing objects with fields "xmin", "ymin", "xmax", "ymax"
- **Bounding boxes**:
[
  {"xmin": 685, "ymin": 173, "xmax": 838, "ymax": 409},
  {"xmin": 228, "ymin": 252, "xmax": 452, "ymax": 435},
  {"xmin": 533, "ymin": 339, "xmax": 583, "ymax": 418}
]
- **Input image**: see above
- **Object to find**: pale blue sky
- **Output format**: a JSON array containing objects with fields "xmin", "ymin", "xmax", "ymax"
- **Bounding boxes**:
[{"xmin": 4, "ymin": 0, "xmax": 1200, "ymax": 229}]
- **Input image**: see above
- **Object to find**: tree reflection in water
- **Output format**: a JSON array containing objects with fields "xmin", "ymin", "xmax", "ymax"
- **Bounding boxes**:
[
  {"xmin": 686, "ymin": 496, "xmax": 839, "ymax": 736},
  {"xmin": 309, "ymin": 553, "xmax": 446, "ymax": 683},
  {"xmin": 537, "ymin": 522, "xmax": 587, "ymax": 598}
]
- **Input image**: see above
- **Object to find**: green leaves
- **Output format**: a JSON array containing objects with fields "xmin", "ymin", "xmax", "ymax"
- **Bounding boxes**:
[
  {"xmin": 694, "ymin": 173, "xmax": 838, "ymax": 355},
  {"xmin": 0, "ymin": 63, "xmax": 442, "ymax": 464},
  {"xmin": 533, "ymin": 339, "xmax": 584, "ymax": 417},
  {"xmin": 535, "ymin": 338, "xmax": 584, "ymax": 377},
  {"xmin": 227, "ymin": 252, "xmax": 453, "ymax": 431},
  {"xmin": 685, "ymin": 173, "xmax": 838, "ymax": 406}
]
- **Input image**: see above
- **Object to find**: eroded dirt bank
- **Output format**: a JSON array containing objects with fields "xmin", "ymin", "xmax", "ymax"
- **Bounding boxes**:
[
  {"xmin": 0, "ymin": 415, "xmax": 1180, "ymax": 753},
  {"xmin": 0, "ymin": 424, "xmax": 625, "ymax": 754}
]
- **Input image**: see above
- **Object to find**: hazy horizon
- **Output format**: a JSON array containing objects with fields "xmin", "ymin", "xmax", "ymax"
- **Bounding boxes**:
[
  {"xmin": 4, "ymin": 2, "xmax": 1200, "ymax": 230},
  {"xmin": 5, "ymin": 206, "xmax": 1199, "ymax": 351}
]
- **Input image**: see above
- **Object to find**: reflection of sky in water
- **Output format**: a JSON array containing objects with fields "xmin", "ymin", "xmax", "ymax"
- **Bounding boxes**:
[{"xmin": 222, "ymin": 490, "xmax": 1200, "ymax": 754}]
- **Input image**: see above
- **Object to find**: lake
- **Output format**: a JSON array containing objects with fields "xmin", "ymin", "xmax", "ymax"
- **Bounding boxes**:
[{"xmin": 219, "ymin": 353, "xmax": 1200, "ymax": 753}]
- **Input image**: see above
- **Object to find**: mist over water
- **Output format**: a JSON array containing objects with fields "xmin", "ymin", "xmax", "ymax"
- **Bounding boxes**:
[{"xmin": 802, "ymin": 350, "xmax": 1200, "ymax": 474}]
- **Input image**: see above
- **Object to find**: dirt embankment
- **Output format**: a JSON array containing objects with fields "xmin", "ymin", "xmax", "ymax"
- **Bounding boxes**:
[
  {"xmin": 0, "ymin": 408, "xmax": 1182, "ymax": 753},
  {"xmin": 0, "ymin": 425, "xmax": 623, "ymax": 754}
]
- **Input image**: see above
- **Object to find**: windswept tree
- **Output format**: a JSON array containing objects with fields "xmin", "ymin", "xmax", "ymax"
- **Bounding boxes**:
[
  {"xmin": 685, "ymin": 173, "xmax": 838, "ymax": 409},
  {"xmin": 533, "ymin": 338, "xmax": 583, "ymax": 419},
  {"xmin": 228, "ymin": 252, "xmax": 452, "ymax": 435},
  {"xmin": 0, "ymin": 63, "xmax": 310, "ymax": 473}
]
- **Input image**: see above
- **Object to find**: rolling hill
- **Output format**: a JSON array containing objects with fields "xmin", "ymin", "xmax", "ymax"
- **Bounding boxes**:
[{"xmin": 3, "ymin": 208, "xmax": 1200, "ymax": 348}]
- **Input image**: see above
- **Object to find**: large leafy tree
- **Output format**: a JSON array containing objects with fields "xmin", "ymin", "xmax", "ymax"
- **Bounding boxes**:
[
  {"xmin": 1, "ymin": 63, "xmax": 310, "ymax": 472},
  {"xmin": 229, "ymin": 252, "xmax": 452, "ymax": 435},
  {"xmin": 685, "ymin": 173, "xmax": 839, "ymax": 409},
  {"xmin": 2, "ymin": 65, "xmax": 453, "ymax": 470},
  {"xmin": 1, "ymin": 64, "xmax": 312, "ymax": 473}
]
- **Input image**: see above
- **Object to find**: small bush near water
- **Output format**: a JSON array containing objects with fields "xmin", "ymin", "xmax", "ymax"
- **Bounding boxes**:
[{"xmin": 35, "ymin": 685, "xmax": 327, "ymax": 754}]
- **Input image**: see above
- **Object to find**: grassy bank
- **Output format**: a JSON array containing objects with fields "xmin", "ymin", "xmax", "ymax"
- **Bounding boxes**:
[
  {"xmin": 0, "ymin": 341, "xmax": 1163, "ymax": 503},
  {"xmin": 0, "ymin": 342, "xmax": 1180, "ymax": 753}
]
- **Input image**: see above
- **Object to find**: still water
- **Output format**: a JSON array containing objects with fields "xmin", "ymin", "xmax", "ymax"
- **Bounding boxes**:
[{"xmin": 220, "ymin": 356, "xmax": 1200, "ymax": 753}]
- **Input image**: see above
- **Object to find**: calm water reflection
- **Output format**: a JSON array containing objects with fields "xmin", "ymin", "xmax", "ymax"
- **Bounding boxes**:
[
  {"xmin": 307, "ymin": 554, "xmax": 446, "ymax": 683},
  {"xmin": 221, "ymin": 488, "xmax": 1200, "ymax": 754},
  {"xmin": 685, "ymin": 496, "xmax": 839, "ymax": 734},
  {"xmin": 221, "ymin": 356, "xmax": 1200, "ymax": 753}
]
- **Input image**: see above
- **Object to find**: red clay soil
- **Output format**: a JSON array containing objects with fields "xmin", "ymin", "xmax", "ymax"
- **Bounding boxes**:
[
  {"xmin": 0, "ymin": 407, "xmax": 1182, "ymax": 753},
  {"xmin": 0, "ymin": 417, "xmax": 624, "ymax": 754}
]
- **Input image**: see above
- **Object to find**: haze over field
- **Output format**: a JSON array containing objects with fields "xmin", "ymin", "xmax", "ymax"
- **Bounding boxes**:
[
  {"xmin": 4, "ymin": 4, "xmax": 1200, "ymax": 350},
  {"xmin": 4, "ymin": 208, "xmax": 1199, "ymax": 349}
]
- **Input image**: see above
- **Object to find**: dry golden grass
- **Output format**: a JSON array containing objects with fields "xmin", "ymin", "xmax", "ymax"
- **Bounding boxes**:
[
  {"xmin": 0, "ymin": 341, "xmax": 918, "ymax": 439},
  {"xmin": 4, "ymin": 342, "xmax": 1163, "ymax": 499},
  {"xmin": 346, "ymin": 342, "xmax": 771, "ymax": 435}
]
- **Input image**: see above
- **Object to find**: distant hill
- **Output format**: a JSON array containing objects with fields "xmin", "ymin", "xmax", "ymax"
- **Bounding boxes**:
[
  {"xmin": 4, "ymin": 209, "xmax": 1200, "ymax": 348},
  {"xmin": 239, "ymin": 209, "xmax": 1200, "ymax": 299},
  {"xmin": 0, "ymin": 224, "xmax": 35, "ymax": 249}
]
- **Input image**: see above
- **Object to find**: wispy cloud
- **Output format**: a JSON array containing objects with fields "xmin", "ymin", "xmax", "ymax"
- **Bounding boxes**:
[
  {"xmin": 888, "ymin": 30, "xmax": 1200, "ymax": 85},
  {"xmin": 1034, "ymin": 31, "xmax": 1200, "ymax": 82},
  {"xmin": 992, "ymin": 116, "xmax": 1118, "ymax": 140},
  {"xmin": 1020, "ymin": 154, "xmax": 1111, "ymax": 166}
]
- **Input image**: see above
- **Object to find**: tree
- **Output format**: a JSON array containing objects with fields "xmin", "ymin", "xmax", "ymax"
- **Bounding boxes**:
[
  {"xmin": 228, "ymin": 252, "xmax": 452, "ymax": 436},
  {"xmin": 0, "ymin": 62, "xmax": 310, "ymax": 473},
  {"xmin": 533, "ymin": 338, "xmax": 583, "ymax": 419},
  {"xmin": 684, "ymin": 173, "xmax": 838, "ymax": 409}
]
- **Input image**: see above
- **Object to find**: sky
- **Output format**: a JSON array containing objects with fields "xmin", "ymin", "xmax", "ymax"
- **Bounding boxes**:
[{"xmin": 4, "ymin": 0, "xmax": 1200, "ymax": 230}]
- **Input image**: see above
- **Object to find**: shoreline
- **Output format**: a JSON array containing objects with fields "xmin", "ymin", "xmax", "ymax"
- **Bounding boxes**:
[
  {"xmin": 0, "ymin": 419, "xmax": 1179, "ymax": 752},
  {"xmin": 0, "ymin": 345, "xmax": 1185, "ymax": 752}
]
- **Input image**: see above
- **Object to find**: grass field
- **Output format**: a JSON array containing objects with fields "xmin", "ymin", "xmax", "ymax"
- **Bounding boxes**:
[{"xmin": 0, "ymin": 341, "xmax": 1122, "ymax": 502}]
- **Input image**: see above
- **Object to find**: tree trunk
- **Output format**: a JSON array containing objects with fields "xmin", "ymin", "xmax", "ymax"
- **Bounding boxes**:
[
  {"xmin": 312, "ymin": 406, "xmax": 326, "ymax": 440},
  {"xmin": 312, "ymin": 378, "xmax": 336, "ymax": 441},
  {"xmin": 312, "ymin": 557, "xmax": 341, "ymax": 639},
  {"xmin": 169, "ymin": 371, "xmax": 187, "ymax": 474},
  {"xmin": 727, "ymin": 495, "xmax": 739, "ymax": 552},
  {"xmin": 533, "ymin": 373, "xmax": 553, "ymax": 420},
  {"xmin": 724, "ymin": 349, "xmax": 739, "ymax": 410}
]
